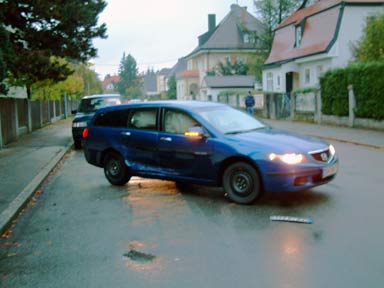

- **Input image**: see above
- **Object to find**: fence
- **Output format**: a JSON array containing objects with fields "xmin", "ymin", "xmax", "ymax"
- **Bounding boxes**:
[
  {"xmin": 213, "ymin": 88, "xmax": 384, "ymax": 131},
  {"xmin": 0, "ymin": 97, "xmax": 79, "ymax": 148},
  {"xmin": 263, "ymin": 87, "xmax": 384, "ymax": 130}
]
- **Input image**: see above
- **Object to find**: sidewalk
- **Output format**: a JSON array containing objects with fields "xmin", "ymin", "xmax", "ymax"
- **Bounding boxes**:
[
  {"xmin": 0, "ymin": 117, "xmax": 383, "ymax": 235},
  {"xmin": 0, "ymin": 118, "xmax": 73, "ymax": 235},
  {"xmin": 263, "ymin": 119, "xmax": 384, "ymax": 150}
]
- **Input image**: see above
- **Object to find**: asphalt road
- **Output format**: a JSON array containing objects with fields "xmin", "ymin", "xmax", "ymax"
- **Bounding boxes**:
[{"xmin": 1, "ymin": 141, "xmax": 384, "ymax": 288}]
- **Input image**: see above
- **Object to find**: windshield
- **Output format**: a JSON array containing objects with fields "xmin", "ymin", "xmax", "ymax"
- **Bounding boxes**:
[
  {"xmin": 197, "ymin": 106, "xmax": 266, "ymax": 134},
  {"xmin": 78, "ymin": 97, "xmax": 121, "ymax": 113}
]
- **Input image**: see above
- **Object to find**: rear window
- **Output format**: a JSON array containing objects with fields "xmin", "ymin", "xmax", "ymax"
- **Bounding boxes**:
[
  {"xmin": 78, "ymin": 97, "xmax": 121, "ymax": 113},
  {"xmin": 128, "ymin": 108, "xmax": 157, "ymax": 130},
  {"xmin": 94, "ymin": 109, "xmax": 129, "ymax": 127}
]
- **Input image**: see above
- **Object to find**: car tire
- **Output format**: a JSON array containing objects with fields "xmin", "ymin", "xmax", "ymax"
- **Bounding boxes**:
[
  {"xmin": 223, "ymin": 162, "xmax": 262, "ymax": 205},
  {"xmin": 74, "ymin": 139, "xmax": 82, "ymax": 149},
  {"xmin": 104, "ymin": 151, "xmax": 131, "ymax": 186}
]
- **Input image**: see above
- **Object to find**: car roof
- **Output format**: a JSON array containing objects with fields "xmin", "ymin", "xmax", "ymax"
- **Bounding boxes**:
[
  {"xmin": 120, "ymin": 100, "xmax": 227, "ymax": 110},
  {"xmin": 82, "ymin": 94, "xmax": 121, "ymax": 99}
]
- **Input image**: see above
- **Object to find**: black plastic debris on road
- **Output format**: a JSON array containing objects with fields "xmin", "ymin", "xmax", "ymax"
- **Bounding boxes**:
[
  {"xmin": 270, "ymin": 215, "xmax": 313, "ymax": 224},
  {"xmin": 123, "ymin": 249, "xmax": 156, "ymax": 262}
]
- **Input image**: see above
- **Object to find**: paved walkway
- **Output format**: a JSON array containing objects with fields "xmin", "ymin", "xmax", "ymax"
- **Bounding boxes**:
[
  {"xmin": 264, "ymin": 119, "xmax": 384, "ymax": 150},
  {"xmin": 0, "ymin": 117, "xmax": 383, "ymax": 234},
  {"xmin": 0, "ymin": 118, "xmax": 73, "ymax": 234}
]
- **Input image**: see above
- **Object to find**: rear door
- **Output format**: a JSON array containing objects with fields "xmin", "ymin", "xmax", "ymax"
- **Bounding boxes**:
[{"xmin": 121, "ymin": 107, "xmax": 160, "ymax": 172}]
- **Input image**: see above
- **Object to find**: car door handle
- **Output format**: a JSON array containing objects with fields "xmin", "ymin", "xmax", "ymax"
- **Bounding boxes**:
[
  {"xmin": 121, "ymin": 132, "xmax": 131, "ymax": 136},
  {"xmin": 160, "ymin": 137, "xmax": 172, "ymax": 142}
]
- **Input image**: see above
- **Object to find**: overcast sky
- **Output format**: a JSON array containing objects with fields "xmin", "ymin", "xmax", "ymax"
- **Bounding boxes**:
[{"xmin": 91, "ymin": 0, "xmax": 257, "ymax": 79}]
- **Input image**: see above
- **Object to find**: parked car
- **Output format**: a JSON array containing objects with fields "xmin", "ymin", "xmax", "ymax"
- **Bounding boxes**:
[
  {"xmin": 82, "ymin": 101, "xmax": 338, "ymax": 204},
  {"xmin": 72, "ymin": 94, "xmax": 121, "ymax": 149}
]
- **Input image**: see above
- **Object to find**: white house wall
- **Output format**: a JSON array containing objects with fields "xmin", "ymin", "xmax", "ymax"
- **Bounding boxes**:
[
  {"xmin": 263, "ymin": 57, "xmax": 335, "ymax": 92},
  {"xmin": 188, "ymin": 52, "xmax": 250, "ymax": 88},
  {"xmin": 262, "ymin": 5, "xmax": 384, "ymax": 93},
  {"xmin": 334, "ymin": 5, "xmax": 384, "ymax": 67}
]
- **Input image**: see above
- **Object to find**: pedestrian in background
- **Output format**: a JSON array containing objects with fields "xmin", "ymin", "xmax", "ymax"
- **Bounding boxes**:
[{"xmin": 244, "ymin": 91, "xmax": 255, "ymax": 115}]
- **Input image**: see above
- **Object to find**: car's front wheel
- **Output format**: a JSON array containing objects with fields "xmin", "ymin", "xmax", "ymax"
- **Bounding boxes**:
[
  {"xmin": 104, "ymin": 151, "xmax": 131, "ymax": 185},
  {"xmin": 223, "ymin": 162, "xmax": 262, "ymax": 204}
]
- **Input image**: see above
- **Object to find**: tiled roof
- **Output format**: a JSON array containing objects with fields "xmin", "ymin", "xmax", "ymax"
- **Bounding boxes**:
[
  {"xmin": 188, "ymin": 4, "xmax": 265, "ymax": 56},
  {"xmin": 265, "ymin": 0, "xmax": 384, "ymax": 65},
  {"xmin": 102, "ymin": 75, "xmax": 120, "ymax": 89},
  {"xmin": 143, "ymin": 74, "xmax": 157, "ymax": 93},
  {"xmin": 169, "ymin": 58, "xmax": 187, "ymax": 76},
  {"xmin": 204, "ymin": 75, "xmax": 255, "ymax": 88},
  {"xmin": 176, "ymin": 69, "xmax": 199, "ymax": 79}
]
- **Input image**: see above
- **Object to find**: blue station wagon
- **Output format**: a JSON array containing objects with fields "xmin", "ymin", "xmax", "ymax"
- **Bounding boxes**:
[{"xmin": 82, "ymin": 101, "xmax": 338, "ymax": 204}]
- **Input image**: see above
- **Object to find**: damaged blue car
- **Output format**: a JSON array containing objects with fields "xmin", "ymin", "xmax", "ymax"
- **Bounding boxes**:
[{"xmin": 82, "ymin": 101, "xmax": 338, "ymax": 204}]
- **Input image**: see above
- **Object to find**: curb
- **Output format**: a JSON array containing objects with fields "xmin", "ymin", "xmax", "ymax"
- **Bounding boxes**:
[
  {"xmin": 0, "ymin": 142, "xmax": 73, "ymax": 236},
  {"xmin": 306, "ymin": 134, "xmax": 384, "ymax": 151}
]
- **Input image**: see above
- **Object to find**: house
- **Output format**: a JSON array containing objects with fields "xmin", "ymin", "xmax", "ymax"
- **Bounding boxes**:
[
  {"xmin": 262, "ymin": 0, "xmax": 384, "ymax": 95},
  {"xmin": 142, "ymin": 72, "xmax": 158, "ymax": 97},
  {"xmin": 177, "ymin": 4, "xmax": 265, "ymax": 101},
  {"xmin": 102, "ymin": 75, "xmax": 119, "ymax": 93},
  {"xmin": 201, "ymin": 75, "xmax": 256, "ymax": 102},
  {"xmin": 157, "ymin": 68, "xmax": 172, "ymax": 98}
]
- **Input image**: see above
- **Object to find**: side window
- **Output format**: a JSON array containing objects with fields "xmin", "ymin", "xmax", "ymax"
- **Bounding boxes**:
[
  {"xmin": 128, "ymin": 108, "xmax": 157, "ymax": 130},
  {"xmin": 94, "ymin": 109, "xmax": 129, "ymax": 127},
  {"xmin": 163, "ymin": 109, "xmax": 198, "ymax": 134}
]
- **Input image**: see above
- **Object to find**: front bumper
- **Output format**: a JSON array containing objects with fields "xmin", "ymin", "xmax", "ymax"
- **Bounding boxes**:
[
  {"xmin": 72, "ymin": 127, "xmax": 85, "ymax": 141},
  {"xmin": 261, "ymin": 157, "xmax": 339, "ymax": 192}
]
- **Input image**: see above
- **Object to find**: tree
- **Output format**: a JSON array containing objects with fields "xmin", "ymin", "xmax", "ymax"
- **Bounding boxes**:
[
  {"xmin": 117, "ymin": 53, "xmax": 139, "ymax": 97},
  {"xmin": 217, "ymin": 58, "xmax": 249, "ymax": 76},
  {"xmin": 353, "ymin": 14, "xmax": 384, "ymax": 63},
  {"xmin": 77, "ymin": 63, "xmax": 103, "ymax": 96},
  {"xmin": 167, "ymin": 75, "xmax": 177, "ymax": 99},
  {"xmin": 250, "ymin": 0, "xmax": 301, "ymax": 81},
  {"xmin": 0, "ymin": 0, "xmax": 107, "ymax": 98},
  {"xmin": 0, "ymin": 25, "xmax": 14, "ymax": 95},
  {"xmin": 31, "ymin": 61, "xmax": 102, "ymax": 100},
  {"xmin": 254, "ymin": 0, "xmax": 301, "ymax": 52}
]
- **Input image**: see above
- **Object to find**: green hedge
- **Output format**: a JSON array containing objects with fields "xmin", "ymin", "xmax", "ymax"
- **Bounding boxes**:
[{"xmin": 320, "ymin": 62, "xmax": 384, "ymax": 120}]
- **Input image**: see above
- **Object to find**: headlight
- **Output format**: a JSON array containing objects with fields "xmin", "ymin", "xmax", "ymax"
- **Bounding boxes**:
[
  {"xmin": 269, "ymin": 153, "xmax": 306, "ymax": 165},
  {"xmin": 329, "ymin": 144, "xmax": 336, "ymax": 156},
  {"xmin": 72, "ymin": 121, "xmax": 87, "ymax": 128}
]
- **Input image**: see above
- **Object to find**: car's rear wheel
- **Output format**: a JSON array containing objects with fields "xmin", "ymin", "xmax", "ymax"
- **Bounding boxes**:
[
  {"xmin": 104, "ymin": 151, "xmax": 131, "ymax": 185},
  {"xmin": 223, "ymin": 162, "xmax": 262, "ymax": 204}
]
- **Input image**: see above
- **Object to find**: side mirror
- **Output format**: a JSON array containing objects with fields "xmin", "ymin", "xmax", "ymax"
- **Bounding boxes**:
[
  {"xmin": 71, "ymin": 109, "xmax": 77, "ymax": 114},
  {"xmin": 184, "ymin": 126, "xmax": 205, "ymax": 139}
]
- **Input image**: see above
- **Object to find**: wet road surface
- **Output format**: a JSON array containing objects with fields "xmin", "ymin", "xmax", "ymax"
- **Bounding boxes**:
[{"xmin": 1, "ymin": 141, "xmax": 384, "ymax": 287}]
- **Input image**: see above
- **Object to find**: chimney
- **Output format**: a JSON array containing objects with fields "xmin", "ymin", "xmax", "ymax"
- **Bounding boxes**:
[{"xmin": 208, "ymin": 14, "xmax": 216, "ymax": 31}]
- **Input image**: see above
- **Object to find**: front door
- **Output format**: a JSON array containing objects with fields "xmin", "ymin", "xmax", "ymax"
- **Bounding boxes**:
[{"xmin": 157, "ymin": 108, "xmax": 214, "ymax": 182}]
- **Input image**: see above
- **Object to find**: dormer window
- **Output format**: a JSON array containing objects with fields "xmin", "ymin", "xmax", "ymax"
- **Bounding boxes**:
[
  {"xmin": 243, "ymin": 33, "xmax": 250, "ymax": 43},
  {"xmin": 243, "ymin": 32, "xmax": 257, "ymax": 44},
  {"xmin": 295, "ymin": 25, "xmax": 302, "ymax": 47}
]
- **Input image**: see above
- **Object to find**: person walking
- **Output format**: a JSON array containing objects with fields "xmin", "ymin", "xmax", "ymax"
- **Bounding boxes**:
[{"xmin": 244, "ymin": 91, "xmax": 255, "ymax": 115}]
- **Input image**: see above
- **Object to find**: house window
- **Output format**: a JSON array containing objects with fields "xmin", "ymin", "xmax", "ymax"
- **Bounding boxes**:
[
  {"xmin": 277, "ymin": 75, "xmax": 281, "ymax": 89},
  {"xmin": 243, "ymin": 32, "xmax": 256, "ymax": 44},
  {"xmin": 295, "ymin": 25, "xmax": 302, "ymax": 47},
  {"xmin": 316, "ymin": 65, "xmax": 323, "ymax": 83},
  {"xmin": 243, "ymin": 33, "xmax": 250, "ymax": 43},
  {"xmin": 304, "ymin": 68, "xmax": 311, "ymax": 84},
  {"xmin": 266, "ymin": 72, "xmax": 274, "ymax": 91}
]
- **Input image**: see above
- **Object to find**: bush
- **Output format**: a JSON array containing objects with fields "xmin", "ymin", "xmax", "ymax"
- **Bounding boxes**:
[{"xmin": 320, "ymin": 62, "xmax": 384, "ymax": 120}]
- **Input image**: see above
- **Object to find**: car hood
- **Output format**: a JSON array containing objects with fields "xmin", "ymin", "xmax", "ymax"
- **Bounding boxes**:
[
  {"xmin": 227, "ymin": 127, "xmax": 329, "ymax": 154},
  {"xmin": 73, "ymin": 112, "xmax": 95, "ymax": 123}
]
